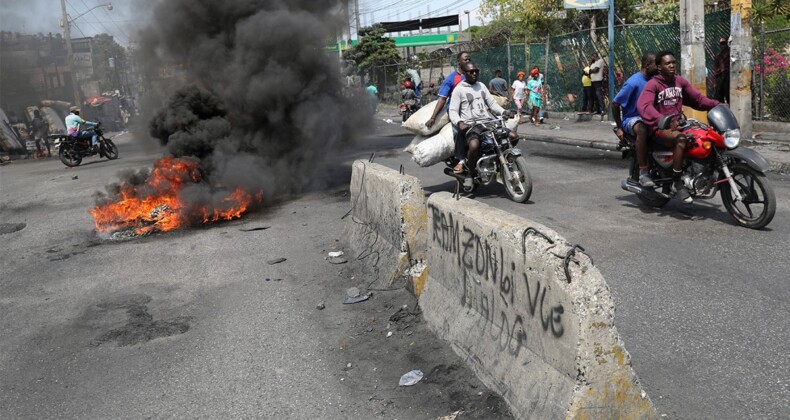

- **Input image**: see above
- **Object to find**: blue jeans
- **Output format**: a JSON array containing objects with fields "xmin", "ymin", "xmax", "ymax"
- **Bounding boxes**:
[{"xmin": 74, "ymin": 131, "xmax": 98, "ymax": 146}]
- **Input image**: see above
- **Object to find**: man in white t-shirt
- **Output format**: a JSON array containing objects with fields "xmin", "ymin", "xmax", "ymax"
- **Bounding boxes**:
[{"xmin": 589, "ymin": 52, "xmax": 606, "ymax": 114}]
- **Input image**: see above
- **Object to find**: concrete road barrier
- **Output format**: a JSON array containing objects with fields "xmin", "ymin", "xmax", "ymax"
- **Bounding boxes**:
[
  {"xmin": 419, "ymin": 192, "xmax": 656, "ymax": 419},
  {"xmin": 344, "ymin": 160, "xmax": 428, "ymax": 294}
]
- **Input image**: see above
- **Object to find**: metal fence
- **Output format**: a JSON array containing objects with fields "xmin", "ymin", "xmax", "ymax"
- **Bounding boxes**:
[
  {"xmin": 755, "ymin": 26, "xmax": 790, "ymax": 122},
  {"xmin": 368, "ymin": 10, "xmax": 789, "ymax": 122}
]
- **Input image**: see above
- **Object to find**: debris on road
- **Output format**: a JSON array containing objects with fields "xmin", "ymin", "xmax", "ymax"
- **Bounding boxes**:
[
  {"xmin": 328, "ymin": 251, "xmax": 344, "ymax": 257},
  {"xmin": 72, "ymin": 175, "xmax": 78, "ymax": 180},
  {"xmin": 343, "ymin": 295, "xmax": 370, "ymax": 304},
  {"xmin": 386, "ymin": 331, "xmax": 393, "ymax": 338},
  {"xmin": 398, "ymin": 369, "xmax": 424, "ymax": 386},
  {"xmin": 316, "ymin": 302, "xmax": 326, "ymax": 310},
  {"xmin": 437, "ymin": 410, "xmax": 465, "ymax": 420},
  {"xmin": 239, "ymin": 226, "xmax": 271, "ymax": 232},
  {"xmin": 267, "ymin": 258, "xmax": 286, "ymax": 265}
]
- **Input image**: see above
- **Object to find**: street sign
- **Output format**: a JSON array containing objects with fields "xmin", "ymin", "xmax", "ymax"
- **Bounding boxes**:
[{"xmin": 564, "ymin": 0, "xmax": 609, "ymax": 10}]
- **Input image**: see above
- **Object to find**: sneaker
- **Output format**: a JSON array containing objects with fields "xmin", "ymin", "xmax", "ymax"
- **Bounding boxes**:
[
  {"xmin": 672, "ymin": 181, "xmax": 693, "ymax": 203},
  {"xmin": 453, "ymin": 161, "xmax": 465, "ymax": 174},
  {"xmin": 638, "ymin": 173, "xmax": 655, "ymax": 188}
]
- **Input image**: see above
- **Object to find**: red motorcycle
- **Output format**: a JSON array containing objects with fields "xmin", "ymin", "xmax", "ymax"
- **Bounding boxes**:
[{"xmin": 619, "ymin": 104, "xmax": 775, "ymax": 229}]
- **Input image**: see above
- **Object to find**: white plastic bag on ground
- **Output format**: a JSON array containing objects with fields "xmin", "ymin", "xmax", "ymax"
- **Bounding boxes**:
[
  {"xmin": 401, "ymin": 100, "xmax": 448, "ymax": 136},
  {"xmin": 411, "ymin": 123, "xmax": 454, "ymax": 167}
]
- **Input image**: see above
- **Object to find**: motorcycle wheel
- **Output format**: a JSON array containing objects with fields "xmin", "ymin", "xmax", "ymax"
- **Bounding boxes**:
[
  {"xmin": 102, "ymin": 139, "xmax": 119, "ymax": 160},
  {"xmin": 720, "ymin": 163, "xmax": 776, "ymax": 229},
  {"xmin": 59, "ymin": 147, "xmax": 82, "ymax": 167},
  {"xmin": 503, "ymin": 155, "xmax": 532, "ymax": 203}
]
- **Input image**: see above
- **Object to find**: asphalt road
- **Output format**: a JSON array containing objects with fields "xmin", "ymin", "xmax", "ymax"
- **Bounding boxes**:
[
  {"xmin": 0, "ymin": 133, "xmax": 513, "ymax": 419},
  {"xmin": 367, "ymin": 123, "xmax": 790, "ymax": 419}
]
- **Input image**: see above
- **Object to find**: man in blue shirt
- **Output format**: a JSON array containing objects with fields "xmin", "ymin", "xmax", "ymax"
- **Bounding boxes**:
[
  {"xmin": 612, "ymin": 52, "xmax": 658, "ymax": 187},
  {"xmin": 425, "ymin": 51, "xmax": 471, "ymax": 173}
]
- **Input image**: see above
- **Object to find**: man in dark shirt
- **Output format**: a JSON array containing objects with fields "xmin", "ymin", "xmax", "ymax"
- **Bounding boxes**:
[
  {"xmin": 713, "ymin": 37, "xmax": 730, "ymax": 104},
  {"xmin": 488, "ymin": 70, "xmax": 508, "ymax": 97},
  {"xmin": 30, "ymin": 110, "xmax": 51, "ymax": 157}
]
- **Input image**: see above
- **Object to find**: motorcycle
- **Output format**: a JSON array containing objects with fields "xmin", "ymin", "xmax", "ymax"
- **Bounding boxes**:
[
  {"xmin": 50, "ymin": 122, "xmax": 119, "ymax": 167},
  {"xmin": 399, "ymin": 99, "xmax": 420, "ymax": 122},
  {"xmin": 444, "ymin": 116, "xmax": 533, "ymax": 203},
  {"xmin": 618, "ymin": 104, "xmax": 775, "ymax": 229}
]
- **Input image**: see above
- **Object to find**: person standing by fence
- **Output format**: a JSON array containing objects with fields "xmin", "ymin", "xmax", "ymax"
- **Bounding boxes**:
[
  {"xmin": 589, "ymin": 52, "xmax": 606, "ymax": 114},
  {"xmin": 714, "ymin": 37, "xmax": 730, "ymax": 104},
  {"xmin": 489, "ymin": 70, "xmax": 508, "ymax": 98},
  {"xmin": 581, "ymin": 65, "xmax": 593, "ymax": 113}
]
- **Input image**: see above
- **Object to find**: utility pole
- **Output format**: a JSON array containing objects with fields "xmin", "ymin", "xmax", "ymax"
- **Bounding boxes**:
[
  {"xmin": 60, "ymin": 0, "xmax": 81, "ymax": 106},
  {"xmin": 730, "ymin": 0, "xmax": 753, "ymax": 139},
  {"xmin": 354, "ymin": 0, "xmax": 361, "ymax": 39},
  {"xmin": 679, "ymin": 0, "xmax": 708, "ymax": 122}
]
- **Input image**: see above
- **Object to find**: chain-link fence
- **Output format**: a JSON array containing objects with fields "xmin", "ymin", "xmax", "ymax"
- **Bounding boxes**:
[
  {"xmin": 367, "ymin": 10, "xmax": 787, "ymax": 122},
  {"xmin": 755, "ymin": 26, "xmax": 790, "ymax": 122}
]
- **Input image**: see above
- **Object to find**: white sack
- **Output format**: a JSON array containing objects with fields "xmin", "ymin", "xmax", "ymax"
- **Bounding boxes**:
[
  {"xmin": 401, "ymin": 100, "xmax": 449, "ymax": 136},
  {"xmin": 411, "ymin": 123, "xmax": 454, "ymax": 167},
  {"xmin": 494, "ymin": 95, "xmax": 508, "ymax": 107},
  {"xmin": 403, "ymin": 134, "xmax": 424, "ymax": 154}
]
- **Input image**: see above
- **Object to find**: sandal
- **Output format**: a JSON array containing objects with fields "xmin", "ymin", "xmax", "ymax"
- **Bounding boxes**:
[{"xmin": 453, "ymin": 162, "xmax": 465, "ymax": 174}]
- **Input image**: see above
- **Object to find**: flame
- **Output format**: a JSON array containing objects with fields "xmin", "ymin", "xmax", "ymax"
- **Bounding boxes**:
[{"xmin": 89, "ymin": 157, "xmax": 262, "ymax": 235}]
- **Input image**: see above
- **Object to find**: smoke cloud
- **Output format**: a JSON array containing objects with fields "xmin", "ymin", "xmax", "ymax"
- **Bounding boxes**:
[{"xmin": 99, "ymin": 0, "xmax": 366, "ymax": 213}]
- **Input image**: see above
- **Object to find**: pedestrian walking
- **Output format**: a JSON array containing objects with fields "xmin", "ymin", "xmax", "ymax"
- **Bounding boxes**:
[
  {"xmin": 510, "ymin": 71, "xmax": 527, "ymax": 117},
  {"xmin": 30, "ymin": 110, "xmax": 50, "ymax": 157},
  {"xmin": 527, "ymin": 68, "xmax": 543, "ymax": 125},
  {"xmin": 365, "ymin": 81, "xmax": 378, "ymax": 114}
]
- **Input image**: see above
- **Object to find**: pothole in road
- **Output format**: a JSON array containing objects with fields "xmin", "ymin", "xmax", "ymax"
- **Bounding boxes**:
[
  {"xmin": 0, "ymin": 223, "xmax": 26, "ymax": 235},
  {"xmin": 91, "ymin": 294, "xmax": 191, "ymax": 347}
]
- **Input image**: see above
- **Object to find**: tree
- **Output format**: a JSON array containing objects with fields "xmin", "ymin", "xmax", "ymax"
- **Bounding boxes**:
[
  {"xmin": 343, "ymin": 25, "xmax": 400, "ymax": 77},
  {"xmin": 92, "ymin": 34, "xmax": 126, "ymax": 93}
]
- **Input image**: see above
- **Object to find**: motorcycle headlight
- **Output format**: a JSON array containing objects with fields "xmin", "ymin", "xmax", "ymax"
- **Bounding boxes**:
[{"xmin": 724, "ymin": 129, "xmax": 740, "ymax": 149}]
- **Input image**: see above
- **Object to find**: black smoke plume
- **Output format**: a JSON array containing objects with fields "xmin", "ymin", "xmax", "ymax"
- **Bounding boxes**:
[{"xmin": 100, "ymin": 0, "xmax": 367, "ymax": 211}]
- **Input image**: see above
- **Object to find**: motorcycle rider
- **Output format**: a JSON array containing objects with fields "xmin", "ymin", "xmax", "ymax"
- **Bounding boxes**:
[
  {"xmin": 401, "ymin": 80, "xmax": 418, "ymax": 106},
  {"xmin": 425, "ymin": 51, "xmax": 472, "ymax": 173},
  {"xmin": 637, "ymin": 50, "xmax": 720, "ymax": 203},
  {"xmin": 612, "ymin": 51, "xmax": 658, "ymax": 187},
  {"xmin": 448, "ymin": 61, "xmax": 514, "ymax": 179},
  {"xmin": 65, "ymin": 106, "xmax": 99, "ymax": 151}
]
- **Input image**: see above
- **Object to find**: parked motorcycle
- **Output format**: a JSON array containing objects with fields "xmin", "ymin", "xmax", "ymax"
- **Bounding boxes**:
[
  {"xmin": 619, "ymin": 104, "xmax": 775, "ymax": 229},
  {"xmin": 444, "ymin": 116, "xmax": 533, "ymax": 203},
  {"xmin": 50, "ymin": 122, "xmax": 119, "ymax": 167}
]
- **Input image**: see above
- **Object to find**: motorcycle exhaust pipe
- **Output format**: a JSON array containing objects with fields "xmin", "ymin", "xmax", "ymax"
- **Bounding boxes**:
[{"xmin": 621, "ymin": 179, "xmax": 644, "ymax": 194}]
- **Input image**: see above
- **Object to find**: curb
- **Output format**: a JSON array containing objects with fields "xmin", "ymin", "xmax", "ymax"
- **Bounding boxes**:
[{"xmin": 522, "ymin": 133, "xmax": 789, "ymax": 174}]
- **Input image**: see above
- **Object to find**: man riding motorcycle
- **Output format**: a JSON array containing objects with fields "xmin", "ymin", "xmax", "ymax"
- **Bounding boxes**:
[
  {"xmin": 612, "ymin": 51, "xmax": 658, "ymax": 187},
  {"xmin": 448, "ymin": 61, "xmax": 515, "ymax": 182},
  {"xmin": 65, "ymin": 106, "xmax": 100, "ymax": 152},
  {"xmin": 637, "ymin": 50, "xmax": 720, "ymax": 203}
]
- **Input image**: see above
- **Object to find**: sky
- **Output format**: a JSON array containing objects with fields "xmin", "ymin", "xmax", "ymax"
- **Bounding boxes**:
[
  {"xmin": 1, "ymin": 0, "xmax": 154, "ymax": 46},
  {"xmin": 354, "ymin": 0, "xmax": 484, "ymax": 36},
  {"xmin": 0, "ymin": 0, "xmax": 484, "ymax": 45}
]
